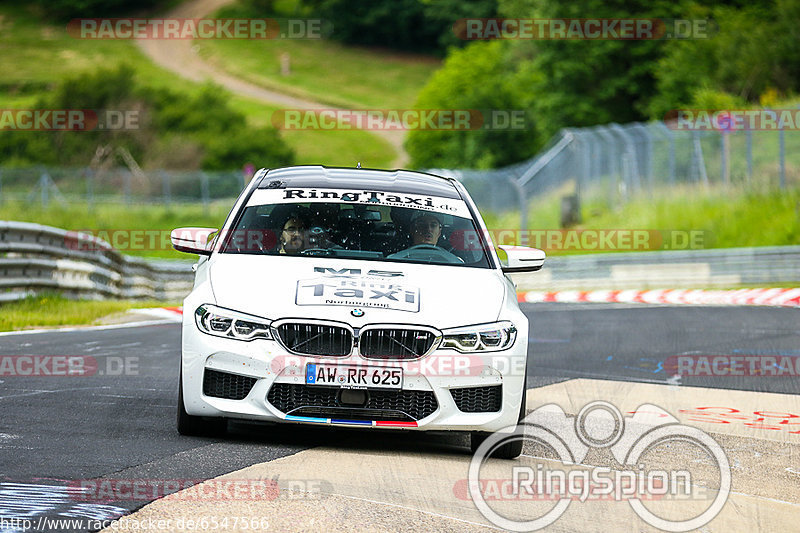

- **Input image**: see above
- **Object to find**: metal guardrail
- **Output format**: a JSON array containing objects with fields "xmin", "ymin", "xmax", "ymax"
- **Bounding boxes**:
[
  {"xmin": 0, "ymin": 221, "xmax": 194, "ymax": 302},
  {"xmin": 2, "ymin": 221, "xmax": 797, "ymax": 301},
  {"xmin": 511, "ymin": 245, "xmax": 800, "ymax": 291}
]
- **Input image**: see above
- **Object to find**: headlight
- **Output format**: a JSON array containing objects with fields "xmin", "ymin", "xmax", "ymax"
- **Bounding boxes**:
[
  {"xmin": 195, "ymin": 304, "xmax": 272, "ymax": 341},
  {"xmin": 441, "ymin": 321, "xmax": 517, "ymax": 352}
]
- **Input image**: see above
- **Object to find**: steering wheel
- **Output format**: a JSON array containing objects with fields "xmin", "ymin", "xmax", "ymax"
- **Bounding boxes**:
[
  {"xmin": 300, "ymin": 247, "xmax": 333, "ymax": 256},
  {"xmin": 388, "ymin": 244, "xmax": 465, "ymax": 263}
]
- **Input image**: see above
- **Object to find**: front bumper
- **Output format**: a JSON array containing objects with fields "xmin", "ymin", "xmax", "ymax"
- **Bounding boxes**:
[{"xmin": 180, "ymin": 318, "xmax": 528, "ymax": 433}]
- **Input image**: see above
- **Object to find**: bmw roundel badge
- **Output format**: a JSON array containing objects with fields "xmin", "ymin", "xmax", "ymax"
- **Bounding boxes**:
[{"xmin": 350, "ymin": 308, "xmax": 364, "ymax": 317}]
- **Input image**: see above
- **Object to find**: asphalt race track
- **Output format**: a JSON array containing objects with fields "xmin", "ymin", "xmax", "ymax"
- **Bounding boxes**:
[{"xmin": 0, "ymin": 303, "xmax": 798, "ymax": 532}]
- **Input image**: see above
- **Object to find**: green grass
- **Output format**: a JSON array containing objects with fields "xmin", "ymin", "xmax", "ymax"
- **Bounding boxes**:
[
  {"xmin": 0, "ymin": 293, "xmax": 176, "ymax": 331},
  {"xmin": 482, "ymin": 185, "xmax": 800, "ymax": 255},
  {"xmin": 0, "ymin": 200, "xmax": 229, "ymax": 258},
  {"xmin": 0, "ymin": 4, "xmax": 396, "ymax": 167},
  {"xmin": 194, "ymin": 4, "xmax": 440, "ymax": 110}
]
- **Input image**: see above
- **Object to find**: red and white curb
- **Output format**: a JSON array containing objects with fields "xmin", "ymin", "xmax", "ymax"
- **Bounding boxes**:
[
  {"xmin": 131, "ymin": 307, "xmax": 183, "ymax": 321},
  {"xmin": 518, "ymin": 288, "xmax": 800, "ymax": 307}
]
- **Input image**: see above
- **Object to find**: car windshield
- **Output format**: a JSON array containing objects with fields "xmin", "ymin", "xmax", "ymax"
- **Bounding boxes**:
[{"xmin": 219, "ymin": 189, "xmax": 491, "ymax": 268}]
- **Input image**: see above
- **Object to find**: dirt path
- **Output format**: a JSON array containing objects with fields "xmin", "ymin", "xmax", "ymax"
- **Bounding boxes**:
[{"xmin": 136, "ymin": 0, "xmax": 407, "ymax": 167}]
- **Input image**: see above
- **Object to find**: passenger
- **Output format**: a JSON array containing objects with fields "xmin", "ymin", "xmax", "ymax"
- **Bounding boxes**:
[{"xmin": 278, "ymin": 213, "xmax": 306, "ymax": 255}]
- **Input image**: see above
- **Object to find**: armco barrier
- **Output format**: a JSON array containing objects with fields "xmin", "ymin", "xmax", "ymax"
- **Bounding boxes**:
[
  {"xmin": 0, "ymin": 221, "xmax": 194, "ymax": 301},
  {"xmin": 510, "ymin": 245, "xmax": 800, "ymax": 291}
]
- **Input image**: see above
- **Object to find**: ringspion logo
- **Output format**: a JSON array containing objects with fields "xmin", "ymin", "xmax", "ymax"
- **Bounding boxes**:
[{"xmin": 468, "ymin": 402, "xmax": 730, "ymax": 531}]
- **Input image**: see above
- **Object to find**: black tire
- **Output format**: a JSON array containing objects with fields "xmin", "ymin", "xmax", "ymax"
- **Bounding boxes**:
[
  {"xmin": 177, "ymin": 370, "xmax": 227, "ymax": 437},
  {"xmin": 470, "ymin": 385, "xmax": 527, "ymax": 460}
]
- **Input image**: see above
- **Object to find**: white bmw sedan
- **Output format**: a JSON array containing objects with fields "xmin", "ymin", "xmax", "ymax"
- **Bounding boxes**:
[{"xmin": 171, "ymin": 166, "xmax": 544, "ymax": 458}]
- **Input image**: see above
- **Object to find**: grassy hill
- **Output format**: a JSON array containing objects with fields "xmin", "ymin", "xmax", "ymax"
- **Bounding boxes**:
[
  {"xmin": 194, "ymin": 3, "xmax": 440, "ymax": 110},
  {"xmin": 0, "ymin": 3, "xmax": 399, "ymax": 167}
]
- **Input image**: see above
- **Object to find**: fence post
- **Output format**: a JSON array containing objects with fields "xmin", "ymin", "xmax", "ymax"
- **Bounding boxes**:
[
  {"xmin": 779, "ymin": 129, "xmax": 786, "ymax": 190},
  {"xmin": 691, "ymin": 132, "xmax": 709, "ymax": 188},
  {"xmin": 161, "ymin": 170, "xmax": 171, "ymax": 205},
  {"xmin": 721, "ymin": 133, "xmax": 730, "ymax": 187},
  {"xmin": 508, "ymin": 177, "xmax": 528, "ymax": 231},
  {"xmin": 580, "ymin": 132, "xmax": 591, "ymax": 203},
  {"xmin": 201, "ymin": 172, "xmax": 210, "ymax": 214},
  {"xmin": 123, "ymin": 170, "xmax": 131, "ymax": 205},
  {"xmin": 85, "ymin": 167, "xmax": 94, "ymax": 212},
  {"xmin": 668, "ymin": 128, "xmax": 676, "ymax": 186},
  {"xmin": 746, "ymin": 129, "xmax": 753, "ymax": 186},
  {"xmin": 40, "ymin": 172, "xmax": 49, "ymax": 208},
  {"xmin": 595, "ymin": 127, "xmax": 619, "ymax": 208},
  {"xmin": 642, "ymin": 125, "xmax": 654, "ymax": 195}
]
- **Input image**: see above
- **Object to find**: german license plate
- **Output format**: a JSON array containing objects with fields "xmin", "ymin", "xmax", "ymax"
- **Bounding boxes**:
[{"xmin": 305, "ymin": 363, "xmax": 402, "ymax": 390}]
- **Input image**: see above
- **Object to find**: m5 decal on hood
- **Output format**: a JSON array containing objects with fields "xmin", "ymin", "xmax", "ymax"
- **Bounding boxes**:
[{"xmin": 295, "ymin": 276, "xmax": 420, "ymax": 312}]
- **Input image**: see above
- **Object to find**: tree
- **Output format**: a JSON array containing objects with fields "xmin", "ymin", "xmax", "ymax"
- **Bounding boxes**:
[
  {"xmin": 648, "ymin": 0, "xmax": 800, "ymax": 117},
  {"xmin": 405, "ymin": 41, "xmax": 541, "ymax": 169},
  {"xmin": 0, "ymin": 65, "xmax": 295, "ymax": 170}
]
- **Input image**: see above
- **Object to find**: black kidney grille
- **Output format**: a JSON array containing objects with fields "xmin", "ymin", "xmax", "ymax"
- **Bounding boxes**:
[
  {"xmin": 450, "ymin": 385, "xmax": 502, "ymax": 413},
  {"xmin": 359, "ymin": 329, "xmax": 436, "ymax": 359},
  {"xmin": 276, "ymin": 323, "xmax": 352, "ymax": 356},
  {"xmin": 267, "ymin": 383, "xmax": 438, "ymax": 421},
  {"xmin": 203, "ymin": 369, "xmax": 258, "ymax": 400}
]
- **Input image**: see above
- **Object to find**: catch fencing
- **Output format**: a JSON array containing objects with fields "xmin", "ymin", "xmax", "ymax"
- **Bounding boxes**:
[
  {"xmin": 0, "ymin": 167, "xmax": 249, "ymax": 208},
  {"xmin": 431, "ymin": 118, "xmax": 799, "ymax": 228},
  {"xmin": 3, "ymin": 118, "xmax": 797, "ymax": 219}
]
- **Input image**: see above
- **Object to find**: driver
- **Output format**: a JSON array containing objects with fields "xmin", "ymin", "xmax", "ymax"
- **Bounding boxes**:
[
  {"xmin": 410, "ymin": 213, "xmax": 443, "ymax": 246},
  {"xmin": 278, "ymin": 212, "xmax": 307, "ymax": 255}
]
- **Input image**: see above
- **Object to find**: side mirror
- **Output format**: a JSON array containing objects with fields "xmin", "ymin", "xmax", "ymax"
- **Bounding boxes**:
[
  {"xmin": 171, "ymin": 227, "xmax": 218, "ymax": 256},
  {"xmin": 498, "ymin": 245, "xmax": 545, "ymax": 273}
]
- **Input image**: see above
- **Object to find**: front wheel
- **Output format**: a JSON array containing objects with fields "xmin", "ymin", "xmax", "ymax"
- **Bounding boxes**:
[
  {"xmin": 470, "ymin": 386, "xmax": 526, "ymax": 459},
  {"xmin": 177, "ymin": 370, "xmax": 227, "ymax": 437}
]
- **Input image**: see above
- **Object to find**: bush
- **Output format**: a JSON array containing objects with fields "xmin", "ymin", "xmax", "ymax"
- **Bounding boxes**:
[
  {"xmin": 405, "ymin": 41, "xmax": 541, "ymax": 169},
  {"xmin": 293, "ymin": 0, "xmax": 497, "ymax": 55},
  {"xmin": 648, "ymin": 1, "xmax": 800, "ymax": 117},
  {"xmin": 0, "ymin": 65, "xmax": 295, "ymax": 170}
]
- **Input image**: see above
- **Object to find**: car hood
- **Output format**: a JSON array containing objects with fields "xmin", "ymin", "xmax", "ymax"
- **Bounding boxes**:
[{"xmin": 209, "ymin": 254, "xmax": 507, "ymax": 329}]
